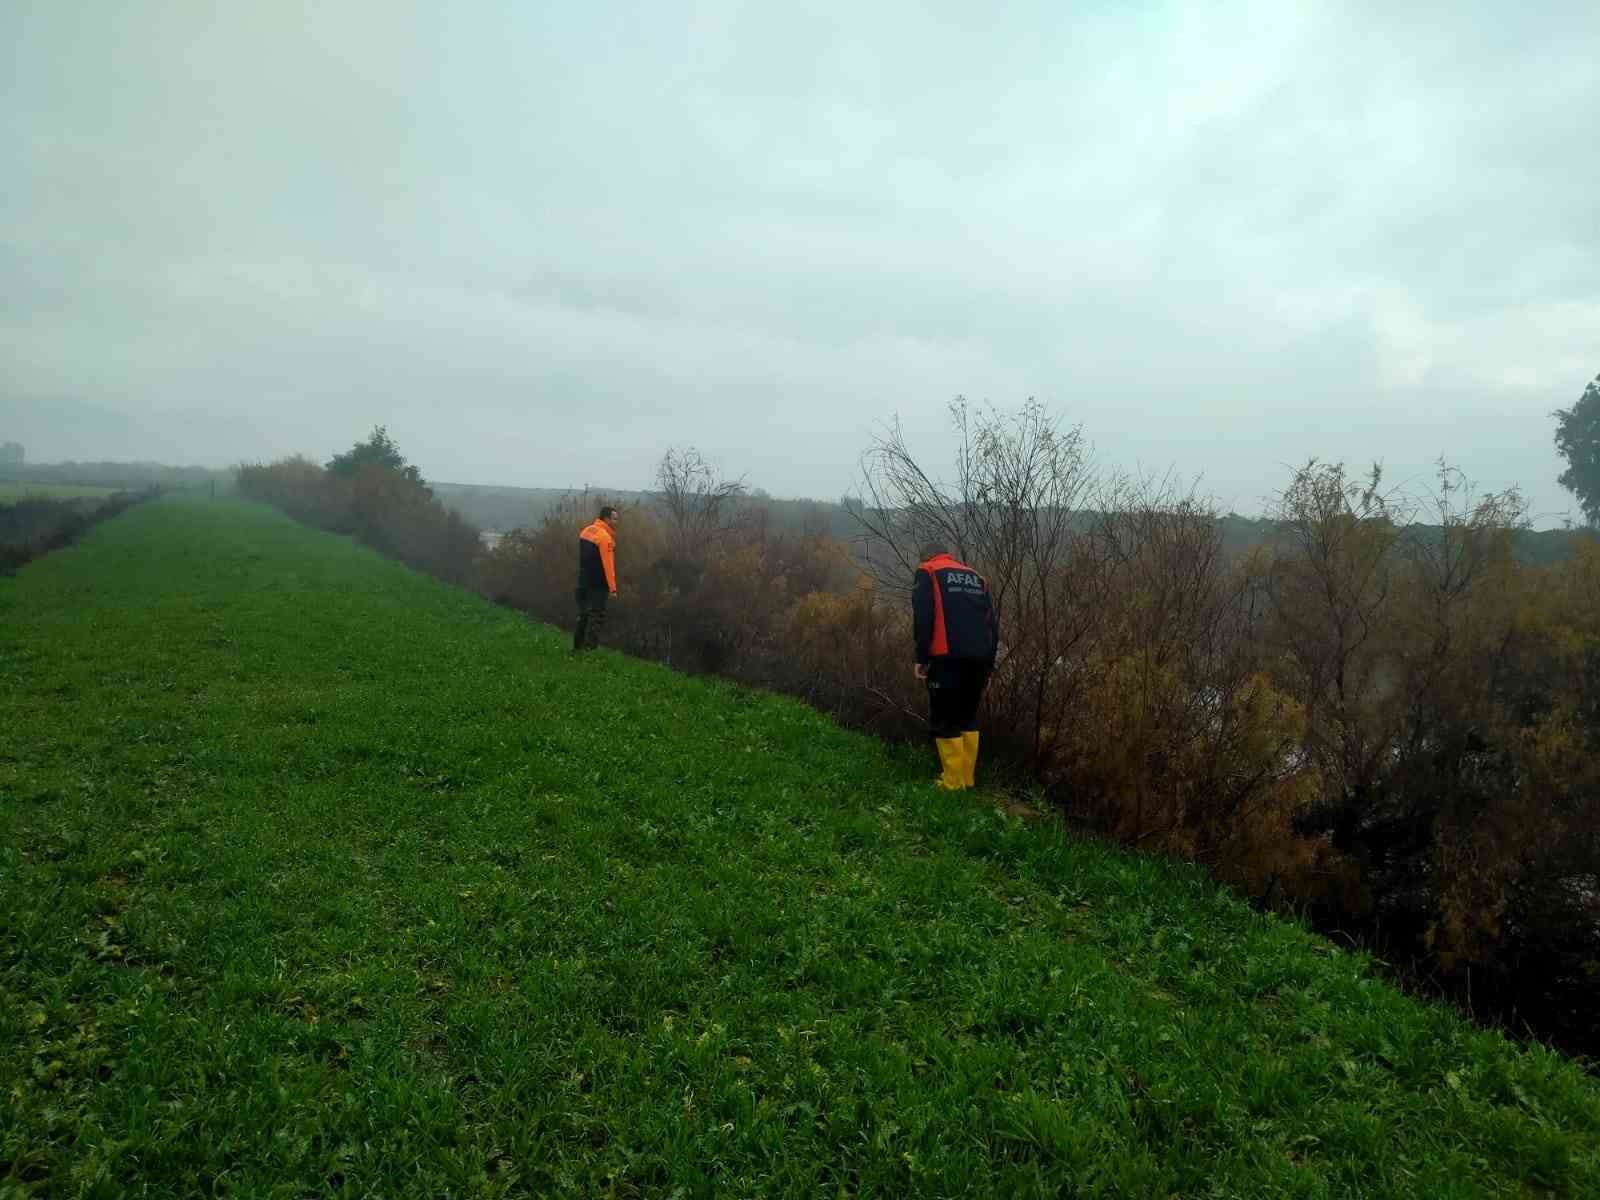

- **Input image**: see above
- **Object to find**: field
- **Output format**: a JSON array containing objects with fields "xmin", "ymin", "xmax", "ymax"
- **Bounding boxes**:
[
  {"xmin": 2, "ymin": 496, "xmax": 1597, "ymax": 1197},
  {"xmin": 0, "ymin": 483, "xmax": 119, "ymax": 503}
]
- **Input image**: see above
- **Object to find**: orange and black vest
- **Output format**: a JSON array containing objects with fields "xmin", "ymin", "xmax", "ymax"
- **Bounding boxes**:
[
  {"xmin": 913, "ymin": 553, "xmax": 998, "ymax": 664},
  {"xmin": 577, "ymin": 519, "xmax": 617, "ymax": 593}
]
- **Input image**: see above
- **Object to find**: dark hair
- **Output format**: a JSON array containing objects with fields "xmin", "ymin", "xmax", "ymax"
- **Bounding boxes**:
[
  {"xmin": 918, "ymin": 540, "xmax": 948, "ymax": 561},
  {"xmin": 599, "ymin": 505, "xmax": 617, "ymax": 520}
]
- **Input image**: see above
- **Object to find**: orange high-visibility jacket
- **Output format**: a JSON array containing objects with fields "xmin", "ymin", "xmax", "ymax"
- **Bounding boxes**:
[{"xmin": 578, "ymin": 518, "xmax": 617, "ymax": 593}]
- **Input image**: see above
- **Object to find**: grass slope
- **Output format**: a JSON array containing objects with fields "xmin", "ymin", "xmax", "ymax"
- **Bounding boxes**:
[{"xmin": 2, "ymin": 496, "xmax": 1597, "ymax": 1198}]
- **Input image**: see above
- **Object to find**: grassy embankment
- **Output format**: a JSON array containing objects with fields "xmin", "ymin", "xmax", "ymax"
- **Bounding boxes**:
[{"xmin": 2, "ymin": 496, "xmax": 1597, "ymax": 1198}]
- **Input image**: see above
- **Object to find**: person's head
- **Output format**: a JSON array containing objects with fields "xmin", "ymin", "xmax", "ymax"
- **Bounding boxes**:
[
  {"xmin": 599, "ymin": 504, "xmax": 618, "ymax": 525},
  {"xmin": 918, "ymin": 539, "xmax": 948, "ymax": 562}
]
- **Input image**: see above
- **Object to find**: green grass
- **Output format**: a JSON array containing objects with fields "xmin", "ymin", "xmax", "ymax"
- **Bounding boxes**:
[
  {"xmin": 2, "ymin": 496, "xmax": 1597, "ymax": 1198},
  {"xmin": 0, "ymin": 484, "xmax": 119, "ymax": 503}
]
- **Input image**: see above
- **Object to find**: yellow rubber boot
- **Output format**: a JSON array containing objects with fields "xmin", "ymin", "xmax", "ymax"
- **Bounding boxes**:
[
  {"xmin": 961, "ymin": 731, "xmax": 979, "ymax": 788},
  {"xmin": 934, "ymin": 737, "xmax": 966, "ymax": 790}
]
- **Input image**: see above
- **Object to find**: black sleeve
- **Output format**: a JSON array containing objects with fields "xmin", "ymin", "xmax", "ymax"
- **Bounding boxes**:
[
  {"xmin": 987, "ymin": 590, "xmax": 1000, "ymax": 661},
  {"xmin": 912, "ymin": 569, "xmax": 933, "ymax": 664}
]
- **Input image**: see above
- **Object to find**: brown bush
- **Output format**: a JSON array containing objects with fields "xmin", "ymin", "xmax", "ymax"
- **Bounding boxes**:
[
  {"xmin": 848, "ymin": 410, "xmax": 1596, "ymax": 1051},
  {"xmin": 1031, "ymin": 488, "xmax": 1343, "ymax": 902},
  {"xmin": 782, "ymin": 584, "xmax": 924, "ymax": 735},
  {"xmin": 1242, "ymin": 460, "xmax": 1599, "ymax": 1049},
  {"xmin": 237, "ymin": 456, "xmax": 352, "ymax": 531},
  {"xmin": 854, "ymin": 405, "xmax": 1328, "ymax": 887}
]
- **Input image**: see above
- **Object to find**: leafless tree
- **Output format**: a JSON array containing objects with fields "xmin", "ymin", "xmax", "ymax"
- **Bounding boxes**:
[
  {"xmin": 854, "ymin": 398, "xmax": 1102, "ymax": 759},
  {"xmin": 1404, "ymin": 461, "xmax": 1526, "ymax": 628},
  {"xmin": 651, "ymin": 447, "xmax": 746, "ymax": 561}
]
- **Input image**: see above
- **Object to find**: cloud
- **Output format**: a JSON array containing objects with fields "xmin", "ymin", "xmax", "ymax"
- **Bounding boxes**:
[{"xmin": 2, "ymin": 0, "xmax": 1595, "ymax": 522}]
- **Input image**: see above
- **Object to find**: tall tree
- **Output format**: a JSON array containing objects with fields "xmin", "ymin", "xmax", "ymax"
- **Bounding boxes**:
[
  {"xmin": 326, "ymin": 425, "xmax": 423, "ymax": 485},
  {"xmin": 1553, "ymin": 374, "xmax": 1600, "ymax": 525},
  {"xmin": 0, "ymin": 441, "xmax": 23, "ymax": 467}
]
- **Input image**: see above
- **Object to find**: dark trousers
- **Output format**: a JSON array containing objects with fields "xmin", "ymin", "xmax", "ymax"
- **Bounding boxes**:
[
  {"xmin": 574, "ymin": 585, "xmax": 608, "ymax": 650},
  {"xmin": 925, "ymin": 657, "xmax": 992, "ymax": 739}
]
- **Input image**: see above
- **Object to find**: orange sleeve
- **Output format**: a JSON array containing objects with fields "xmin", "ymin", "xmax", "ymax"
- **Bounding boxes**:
[{"xmin": 601, "ymin": 533, "xmax": 616, "ymax": 592}]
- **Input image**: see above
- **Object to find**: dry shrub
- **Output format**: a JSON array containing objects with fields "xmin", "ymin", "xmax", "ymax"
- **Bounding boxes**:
[
  {"xmin": 1207, "ymin": 678, "xmax": 1357, "ymax": 910},
  {"xmin": 348, "ymin": 464, "xmax": 480, "ymax": 585},
  {"xmin": 852, "ymin": 410, "xmax": 1596, "ymax": 1050},
  {"xmin": 1253, "ymin": 461, "xmax": 1600, "ymax": 1050},
  {"xmin": 238, "ymin": 456, "xmax": 352, "ymax": 531},
  {"xmin": 784, "ymin": 584, "xmax": 921, "ymax": 734},
  {"xmin": 480, "ymin": 482, "xmax": 872, "ymax": 688},
  {"xmin": 855, "ymin": 403, "xmax": 1334, "ymax": 892},
  {"xmin": 1421, "ymin": 542, "xmax": 1600, "ymax": 981},
  {"xmin": 1040, "ymin": 487, "xmax": 1342, "ymax": 901}
]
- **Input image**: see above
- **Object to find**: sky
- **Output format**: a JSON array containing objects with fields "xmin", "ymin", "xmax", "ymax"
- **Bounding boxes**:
[{"xmin": 2, "ymin": 1, "xmax": 1596, "ymax": 525}]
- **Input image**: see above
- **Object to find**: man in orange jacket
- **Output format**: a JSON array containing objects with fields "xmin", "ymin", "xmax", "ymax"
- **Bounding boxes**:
[
  {"xmin": 574, "ymin": 505, "xmax": 619, "ymax": 652},
  {"xmin": 913, "ymin": 540, "xmax": 998, "ymax": 789}
]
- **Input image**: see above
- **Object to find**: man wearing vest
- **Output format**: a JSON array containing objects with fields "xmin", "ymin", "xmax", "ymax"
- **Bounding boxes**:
[
  {"xmin": 913, "ymin": 540, "xmax": 999, "ymax": 790},
  {"xmin": 574, "ymin": 506, "xmax": 619, "ymax": 653}
]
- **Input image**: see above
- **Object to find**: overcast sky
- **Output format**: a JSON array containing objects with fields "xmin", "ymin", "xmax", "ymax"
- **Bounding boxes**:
[{"xmin": 3, "ymin": 1, "xmax": 1596, "ymax": 524}]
